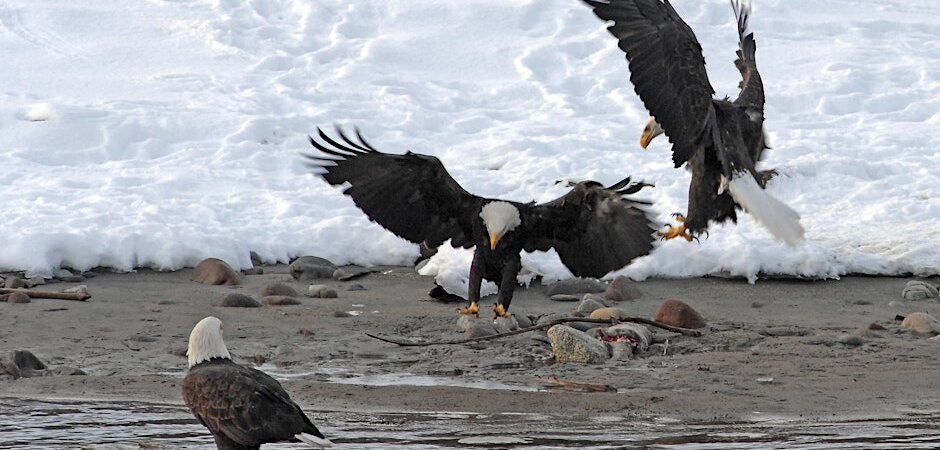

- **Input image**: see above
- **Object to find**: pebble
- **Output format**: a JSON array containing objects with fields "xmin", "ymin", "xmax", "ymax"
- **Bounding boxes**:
[
  {"xmin": 590, "ymin": 307, "xmax": 630, "ymax": 321},
  {"xmin": 900, "ymin": 312, "xmax": 940, "ymax": 335},
  {"xmin": 550, "ymin": 294, "xmax": 580, "ymax": 302},
  {"xmin": 260, "ymin": 282, "xmax": 299, "ymax": 298},
  {"xmin": 333, "ymin": 266, "xmax": 373, "ymax": 281},
  {"xmin": 63, "ymin": 285, "xmax": 88, "ymax": 295},
  {"xmin": 308, "ymin": 285, "xmax": 338, "ymax": 298},
  {"xmin": 250, "ymin": 251, "xmax": 264, "ymax": 267},
  {"xmin": 751, "ymin": 301, "xmax": 765, "ymax": 309},
  {"xmin": 4, "ymin": 276, "xmax": 25, "ymax": 289},
  {"xmin": 54, "ymin": 269, "xmax": 74, "ymax": 279},
  {"xmin": 242, "ymin": 267, "xmax": 264, "ymax": 275},
  {"xmin": 262, "ymin": 296, "xmax": 301, "ymax": 306},
  {"xmin": 493, "ymin": 315, "xmax": 519, "ymax": 334},
  {"xmin": 514, "ymin": 312, "xmax": 534, "ymax": 328},
  {"xmin": 297, "ymin": 328, "xmax": 315, "ymax": 337},
  {"xmin": 48, "ymin": 366, "xmax": 86, "ymax": 376},
  {"xmin": 217, "ymin": 293, "xmax": 261, "ymax": 308},
  {"xmin": 605, "ymin": 275, "xmax": 642, "ymax": 302},
  {"xmin": 902, "ymin": 281, "xmax": 939, "ymax": 301},
  {"xmin": 25, "ymin": 276, "xmax": 45, "ymax": 288},
  {"xmin": 333, "ymin": 311, "xmax": 355, "ymax": 318},
  {"xmin": 756, "ymin": 377, "xmax": 775, "ymax": 385},
  {"xmin": 191, "ymin": 258, "xmax": 241, "ymax": 286},
  {"xmin": 456, "ymin": 315, "xmax": 498, "ymax": 338},
  {"xmin": 12, "ymin": 350, "xmax": 47, "ymax": 378},
  {"xmin": 838, "ymin": 335, "xmax": 865, "ymax": 347},
  {"xmin": 653, "ymin": 299, "xmax": 706, "ymax": 329},
  {"xmin": 7, "ymin": 292, "xmax": 31, "ymax": 304},
  {"xmin": 608, "ymin": 341, "xmax": 634, "ymax": 361},
  {"xmin": 546, "ymin": 278, "xmax": 607, "ymax": 296},
  {"xmin": 547, "ymin": 325, "xmax": 609, "ymax": 364},
  {"xmin": 346, "ymin": 283, "xmax": 367, "ymax": 291},
  {"xmin": 289, "ymin": 256, "xmax": 337, "ymax": 281},
  {"xmin": 577, "ymin": 296, "xmax": 608, "ymax": 315},
  {"xmin": 868, "ymin": 322, "xmax": 887, "ymax": 330}
]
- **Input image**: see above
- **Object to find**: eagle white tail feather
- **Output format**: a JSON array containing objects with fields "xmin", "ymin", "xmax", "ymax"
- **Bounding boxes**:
[
  {"xmin": 727, "ymin": 173, "xmax": 804, "ymax": 245},
  {"xmin": 296, "ymin": 432, "xmax": 333, "ymax": 448}
]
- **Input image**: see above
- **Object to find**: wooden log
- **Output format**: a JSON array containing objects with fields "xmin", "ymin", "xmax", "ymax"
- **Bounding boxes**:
[{"xmin": 0, "ymin": 288, "xmax": 90, "ymax": 301}]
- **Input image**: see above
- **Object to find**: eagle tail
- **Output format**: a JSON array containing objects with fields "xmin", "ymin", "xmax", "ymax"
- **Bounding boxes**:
[
  {"xmin": 727, "ymin": 172, "xmax": 804, "ymax": 245},
  {"xmin": 296, "ymin": 432, "xmax": 334, "ymax": 448}
]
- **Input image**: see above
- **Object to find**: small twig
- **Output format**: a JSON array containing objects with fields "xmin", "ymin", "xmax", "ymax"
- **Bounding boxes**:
[
  {"xmin": 0, "ymin": 288, "xmax": 90, "ymax": 301},
  {"xmin": 366, "ymin": 316, "xmax": 701, "ymax": 347}
]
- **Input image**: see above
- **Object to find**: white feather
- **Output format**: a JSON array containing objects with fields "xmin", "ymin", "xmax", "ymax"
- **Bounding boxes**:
[
  {"xmin": 727, "ymin": 173, "xmax": 805, "ymax": 245},
  {"xmin": 479, "ymin": 201, "xmax": 521, "ymax": 236},
  {"xmin": 296, "ymin": 432, "xmax": 334, "ymax": 448}
]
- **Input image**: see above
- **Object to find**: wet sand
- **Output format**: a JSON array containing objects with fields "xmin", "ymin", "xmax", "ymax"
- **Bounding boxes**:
[{"xmin": 2, "ymin": 265, "xmax": 940, "ymax": 427}]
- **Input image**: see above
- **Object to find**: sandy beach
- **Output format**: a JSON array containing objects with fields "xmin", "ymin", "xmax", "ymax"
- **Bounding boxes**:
[{"xmin": 3, "ymin": 263, "xmax": 940, "ymax": 436}]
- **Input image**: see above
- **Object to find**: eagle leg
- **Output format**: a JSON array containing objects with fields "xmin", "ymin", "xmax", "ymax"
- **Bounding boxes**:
[
  {"xmin": 458, "ymin": 302, "xmax": 481, "ymax": 317},
  {"xmin": 657, "ymin": 214, "xmax": 696, "ymax": 242},
  {"xmin": 493, "ymin": 303, "xmax": 511, "ymax": 320}
]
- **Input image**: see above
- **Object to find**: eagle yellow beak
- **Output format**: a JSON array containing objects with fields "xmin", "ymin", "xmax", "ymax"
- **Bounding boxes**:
[
  {"xmin": 640, "ymin": 130, "xmax": 654, "ymax": 149},
  {"xmin": 489, "ymin": 233, "xmax": 501, "ymax": 250}
]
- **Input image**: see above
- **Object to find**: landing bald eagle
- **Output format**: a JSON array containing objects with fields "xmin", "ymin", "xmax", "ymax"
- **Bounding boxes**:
[
  {"xmin": 306, "ymin": 127, "xmax": 657, "ymax": 319},
  {"xmin": 584, "ymin": 0, "xmax": 804, "ymax": 244},
  {"xmin": 182, "ymin": 317, "xmax": 332, "ymax": 450}
]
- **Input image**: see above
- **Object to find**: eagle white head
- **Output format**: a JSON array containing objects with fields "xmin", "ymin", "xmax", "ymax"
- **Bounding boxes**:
[
  {"xmin": 479, "ymin": 201, "xmax": 521, "ymax": 250},
  {"xmin": 187, "ymin": 316, "xmax": 231, "ymax": 368},
  {"xmin": 640, "ymin": 117, "xmax": 665, "ymax": 149}
]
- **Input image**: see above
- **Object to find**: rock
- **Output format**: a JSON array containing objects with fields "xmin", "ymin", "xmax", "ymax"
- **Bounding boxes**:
[
  {"xmin": 601, "ymin": 323, "xmax": 653, "ymax": 352},
  {"xmin": 577, "ymin": 295, "xmax": 607, "ymax": 315},
  {"xmin": 427, "ymin": 284, "xmax": 464, "ymax": 303},
  {"xmin": 608, "ymin": 341, "xmax": 634, "ymax": 360},
  {"xmin": 550, "ymin": 294, "xmax": 580, "ymax": 302},
  {"xmin": 514, "ymin": 312, "xmax": 533, "ymax": 328},
  {"xmin": 346, "ymin": 283, "xmax": 367, "ymax": 291},
  {"xmin": 7, "ymin": 292, "xmax": 31, "ymax": 303},
  {"xmin": 546, "ymin": 278, "xmax": 606, "ymax": 296},
  {"xmin": 262, "ymin": 296, "xmax": 301, "ymax": 306},
  {"xmin": 653, "ymin": 299, "xmax": 706, "ymax": 329},
  {"xmin": 12, "ymin": 350, "xmax": 46, "ymax": 377},
  {"xmin": 252, "ymin": 354, "xmax": 266, "ymax": 366},
  {"xmin": 260, "ymin": 282, "xmax": 298, "ymax": 298},
  {"xmin": 838, "ymin": 335, "xmax": 865, "ymax": 347},
  {"xmin": 751, "ymin": 301, "xmax": 765, "ymax": 309},
  {"xmin": 605, "ymin": 275, "xmax": 642, "ymax": 302},
  {"xmin": 590, "ymin": 307, "xmax": 630, "ymax": 321},
  {"xmin": 4, "ymin": 276, "xmax": 25, "ymax": 289},
  {"xmin": 289, "ymin": 256, "xmax": 337, "ymax": 281},
  {"xmin": 456, "ymin": 315, "xmax": 498, "ymax": 338},
  {"xmin": 308, "ymin": 285, "xmax": 338, "ymax": 298},
  {"xmin": 535, "ymin": 313, "xmax": 565, "ymax": 327},
  {"xmin": 63, "ymin": 285, "xmax": 88, "ymax": 295},
  {"xmin": 333, "ymin": 266, "xmax": 373, "ymax": 281},
  {"xmin": 868, "ymin": 322, "xmax": 887, "ymax": 330},
  {"xmin": 493, "ymin": 316, "xmax": 519, "ymax": 334},
  {"xmin": 547, "ymin": 325, "xmax": 609, "ymax": 364},
  {"xmin": 902, "ymin": 281, "xmax": 939, "ymax": 301},
  {"xmin": 297, "ymin": 328, "xmax": 315, "ymax": 337},
  {"xmin": 756, "ymin": 377, "xmax": 775, "ymax": 385},
  {"xmin": 25, "ymin": 276, "xmax": 45, "ymax": 288},
  {"xmin": 54, "ymin": 268, "xmax": 74, "ymax": 279},
  {"xmin": 250, "ymin": 251, "xmax": 264, "ymax": 267},
  {"xmin": 242, "ymin": 267, "xmax": 264, "ymax": 275},
  {"xmin": 191, "ymin": 258, "xmax": 241, "ymax": 286},
  {"xmin": 49, "ymin": 366, "xmax": 86, "ymax": 376},
  {"xmin": 217, "ymin": 293, "xmax": 261, "ymax": 308},
  {"xmin": 900, "ymin": 312, "xmax": 940, "ymax": 335},
  {"xmin": 0, "ymin": 356, "xmax": 20, "ymax": 379},
  {"xmin": 333, "ymin": 310, "xmax": 355, "ymax": 318}
]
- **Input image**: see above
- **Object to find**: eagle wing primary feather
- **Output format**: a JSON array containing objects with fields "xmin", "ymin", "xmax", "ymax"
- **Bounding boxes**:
[
  {"xmin": 583, "ymin": 0, "xmax": 715, "ymax": 167},
  {"xmin": 305, "ymin": 126, "xmax": 481, "ymax": 249},
  {"xmin": 524, "ymin": 177, "xmax": 657, "ymax": 278},
  {"xmin": 731, "ymin": 0, "xmax": 764, "ymax": 110}
]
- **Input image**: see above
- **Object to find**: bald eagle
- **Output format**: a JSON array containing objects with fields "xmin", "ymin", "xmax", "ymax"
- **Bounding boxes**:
[
  {"xmin": 306, "ymin": 127, "xmax": 657, "ymax": 319},
  {"xmin": 182, "ymin": 317, "xmax": 333, "ymax": 450},
  {"xmin": 584, "ymin": 0, "xmax": 804, "ymax": 244}
]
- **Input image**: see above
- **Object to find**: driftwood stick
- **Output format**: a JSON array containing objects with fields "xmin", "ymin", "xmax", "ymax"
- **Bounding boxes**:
[
  {"xmin": 0, "ymin": 288, "xmax": 90, "ymax": 301},
  {"xmin": 366, "ymin": 316, "xmax": 701, "ymax": 347}
]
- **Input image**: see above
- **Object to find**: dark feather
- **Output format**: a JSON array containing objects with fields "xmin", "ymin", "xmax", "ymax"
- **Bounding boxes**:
[{"xmin": 304, "ymin": 127, "xmax": 480, "ymax": 249}]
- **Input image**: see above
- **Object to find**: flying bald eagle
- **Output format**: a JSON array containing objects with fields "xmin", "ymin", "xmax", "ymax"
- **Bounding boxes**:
[
  {"xmin": 182, "ymin": 317, "xmax": 333, "ymax": 450},
  {"xmin": 584, "ymin": 0, "xmax": 804, "ymax": 244},
  {"xmin": 306, "ymin": 127, "xmax": 657, "ymax": 319}
]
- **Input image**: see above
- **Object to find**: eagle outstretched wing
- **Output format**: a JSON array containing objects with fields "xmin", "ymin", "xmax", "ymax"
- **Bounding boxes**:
[
  {"xmin": 305, "ymin": 127, "xmax": 481, "ymax": 249},
  {"xmin": 524, "ymin": 177, "xmax": 657, "ymax": 278},
  {"xmin": 584, "ymin": 0, "xmax": 715, "ymax": 167}
]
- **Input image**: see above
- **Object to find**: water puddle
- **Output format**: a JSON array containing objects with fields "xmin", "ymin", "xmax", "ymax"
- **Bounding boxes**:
[{"xmin": 2, "ymin": 397, "xmax": 940, "ymax": 449}]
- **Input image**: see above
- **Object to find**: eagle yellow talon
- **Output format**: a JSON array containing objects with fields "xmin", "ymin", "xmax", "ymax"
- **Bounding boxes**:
[
  {"xmin": 493, "ymin": 304, "xmax": 511, "ymax": 319},
  {"xmin": 458, "ymin": 302, "xmax": 481, "ymax": 317},
  {"xmin": 657, "ymin": 215, "xmax": 695, "ymax": 242}
]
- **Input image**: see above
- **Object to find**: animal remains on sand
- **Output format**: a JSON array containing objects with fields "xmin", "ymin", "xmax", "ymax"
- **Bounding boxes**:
[
  {"xmin": 306, "ymin": 126, "xmax": 658, "ymax": 319},
  {"xmin": 182, "ymin": 316, "xmax": 333, "ymax": 449},
  {"xmin": 584, "ymin": 0, "xmax": 804, "ymax": 244}
]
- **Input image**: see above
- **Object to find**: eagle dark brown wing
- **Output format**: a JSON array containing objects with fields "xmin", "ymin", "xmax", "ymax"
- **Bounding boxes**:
[
  {"xmin": 305, "ymin": 127, "xmax": 481, "ymax": 249},
  {"xmin": 181, "ymin": 360, "xmax": 326, "ymax": 448},
  {"xmin": 523, "ymin": 177, "xmax": 657, "ymax": 278},
  {"xmin": 731, "ymin": 0, "xmax": 764, "ymax": 110},
  {"xmin": 584, "ymin": 0, "xmax": 716, "ymax": 167}
]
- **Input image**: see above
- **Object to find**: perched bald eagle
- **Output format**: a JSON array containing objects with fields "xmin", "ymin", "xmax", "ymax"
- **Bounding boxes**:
[
  {"xmin": 584, "ymin": 0, "xmax": 804, "ymax": 244},
  {"xmin": 306, "ymin": 127, "xmax": 657, "ymax": 319},
  {"xmin": 182, "ymin": 317, "xmax": 332, "ymax": 450}
]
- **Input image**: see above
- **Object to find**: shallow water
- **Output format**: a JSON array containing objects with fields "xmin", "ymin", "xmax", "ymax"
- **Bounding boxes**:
[{"xmin": 2, "ymin": 397, "xmax": 939, "ymax": 449}]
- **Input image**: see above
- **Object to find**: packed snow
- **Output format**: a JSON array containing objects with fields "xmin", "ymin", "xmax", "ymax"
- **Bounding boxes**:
[{"xmin": 0, "ymin": 0, "xmax": 937, "ymax": 290}]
